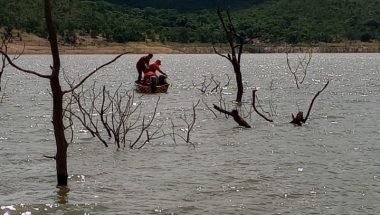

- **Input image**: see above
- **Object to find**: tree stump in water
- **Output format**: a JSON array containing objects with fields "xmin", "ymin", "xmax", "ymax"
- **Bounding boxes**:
[{"xmin": 290, "ymin": 111, "xmax": 305, "ymax": 126}]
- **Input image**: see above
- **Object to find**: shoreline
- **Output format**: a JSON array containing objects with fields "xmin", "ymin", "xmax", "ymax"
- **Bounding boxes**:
[
  {"xmin": 4, "ymin": 32, "xmax": 380, "ymax": 54},
  {"xmin": 8, "ymin": 42, "xmax": 380, "ymax": 55}
]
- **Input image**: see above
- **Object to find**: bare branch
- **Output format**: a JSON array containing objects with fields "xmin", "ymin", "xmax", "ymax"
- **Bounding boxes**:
[
  {"xmin": 185, "ymin": 99, "xmax": 200, "ymax": 143},
  {"xmin": 43, "ymin": 155, "xmax": 56, "ymax": 159},
  {"xmin": 169, "ymin": 118, "xmax": 177, "ymax": 144},
  {"xmin": 0, "ymin": 50, "xmax": 51, "ymax": 79},
  {"xmin": 303, "ymin": 80, "xmax": 330, "ymax": 122},
  {"xmin": 62, "ymin": 52, "xmax": 129, "ymax": 94},
  {"xmin": 201, "ymin": 98, "xmax": 217, "ymax": 118},
  {"xmin": 299, "ymin": 51, "xmax": 312, "ymax": 84},
  {"xmin": 286, "ymin": 49, "xmax": 313, "ymax": 89},
  {"xmin": 130, "ymin": 97, "xmax": 161, "ymax": 149},
  {"xmin": 212, "ymin": 45, "xmax": 230, "ymax": 62},
  {"xmin": 213, "ymin": 104, "xmax": 251, "ymax": 128},
  {"xmin": 290, "ymin": 81, "xmax": 330, "ymax": 125},
  {"xmin": 252, "ymin": 90, "xmax": 273, "ymax": 122},
  {"xmin": 0, "ymin": 79, "xmax": 9, "ymax": 103}
]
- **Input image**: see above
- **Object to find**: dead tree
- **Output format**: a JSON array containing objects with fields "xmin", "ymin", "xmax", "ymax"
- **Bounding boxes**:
[
  {"xmin": 169, "ymin": 99, "xmax": 200, "ymax": 146},
  {"xmin": 290, "ymin": 81, "xmax": 329, "ymax": 126},
  {"xmin": 64, "ymin": 83, "xmax": 164, "ymax": 149},
  {"xmin": 0, "ymin": 0, "xmax": 127, "ymax": 187},
  {"xmin": 284, "ymin": 48, "xmax": 328, "ymax": 125},
  {"xmin": 286, "ymin": 48, "xmax": 312, "ymax": 89},
  {"xmin": 209, "ymin": 9, "xmax": 252, "ymax": 128},
  {"xmin": 214, "ymin": 8, "xmax": 246, "ymax": 104}
]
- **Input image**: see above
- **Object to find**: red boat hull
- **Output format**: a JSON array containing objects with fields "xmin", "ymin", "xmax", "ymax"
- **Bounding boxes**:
[{"xmin": 135, "ymin": 83, "xmax": 170, "ymax": 94}]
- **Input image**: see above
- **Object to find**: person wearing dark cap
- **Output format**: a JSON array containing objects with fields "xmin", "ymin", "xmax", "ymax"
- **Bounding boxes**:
[{"xmin": 136, "ymin": 53, "xmax": 153, "ymax": 83}]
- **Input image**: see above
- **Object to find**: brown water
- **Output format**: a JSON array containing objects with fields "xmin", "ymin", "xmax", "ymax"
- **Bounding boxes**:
[{"xmin": 0, "ymin": 54, "xmax": 379, "ymax": 214}]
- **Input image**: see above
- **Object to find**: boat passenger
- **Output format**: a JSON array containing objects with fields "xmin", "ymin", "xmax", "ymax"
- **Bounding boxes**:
[
  {"xmin": 143, "ymin": 60, "xmax": 168, "ymax": 85},
  {"xmin": 136, "ymin": 53, "xmax": 153, "ymax": 83}
]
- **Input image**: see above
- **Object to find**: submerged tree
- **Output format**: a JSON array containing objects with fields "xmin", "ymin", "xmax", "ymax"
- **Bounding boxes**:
[
  {"xmin": 211, "ymin": 9, "xmax": 273, "ymax": 127},
  {"xmin": 290, "ymin": 81, "xmax": 329, "ymax": 126},
  {"xmin": 211, "ymin": 8, "xmax": 253, "ymax": 128},
  {"xmin": 285, "ymin": 50, "xmax": 330, "ymax": 126},
  {"xmin": 64, "ymin": 83, "xmax": 164, "ymax": 149},
  {"xmin": 0, "ymin": 0, "xmax": 127, "ymax": 187},
  {"xmin": 286, "ymin": 48, "xmax": 313, "ymax": 89},
  {"xmin": 213, "ymin": 8, "xmax": 245, "ymax": 104}
]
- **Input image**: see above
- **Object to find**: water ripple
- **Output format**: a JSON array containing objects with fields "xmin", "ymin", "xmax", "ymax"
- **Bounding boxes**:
[{"xmin": 1, "ymin": 54, "xmax": 380, "ymax": 214}]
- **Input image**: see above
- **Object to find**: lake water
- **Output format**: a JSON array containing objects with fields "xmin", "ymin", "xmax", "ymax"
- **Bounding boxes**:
[{"xmin": 0, "ymin": 54, "xmax": 379, "ymax": 214}]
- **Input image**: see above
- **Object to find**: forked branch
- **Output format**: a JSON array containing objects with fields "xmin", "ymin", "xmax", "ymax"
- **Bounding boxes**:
[
  {"xmin": 290, "ymin": 81, "xmax": 330, "ymax": 126},
  {"xmin": 0, "ymin": 50, "xmax": 50, "ymax": 79},
  {"xmin": 62, "ymin": 52, "xmax": 129, "ymax": 95},
  {"xmin": 286, "ymin": 49, "xmax": 313, "ymax": 89}
]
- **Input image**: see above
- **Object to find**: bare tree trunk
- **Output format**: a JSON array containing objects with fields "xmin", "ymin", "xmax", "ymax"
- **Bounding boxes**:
[
  {"xmin": 51, "ymin": 76, "xmax": 68, "ymax": 186},
  {"xmin": 45, "ymin": 0, "xmax": 68, "ymax": 186},
  {"xmin": 1, "ymin": 0, "xmax": 127, "ymax": 188},
  {"xmin": 233, "ymin": 63, "xmax": 243, "ymax": 103},
  {"xmin": 214, "ymin": 9, "xmax": 245, "ymax": 104}
]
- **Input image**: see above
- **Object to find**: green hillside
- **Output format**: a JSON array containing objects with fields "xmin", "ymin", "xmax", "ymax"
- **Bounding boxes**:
[
  {"xmin": 92, "ymin": 0, "xmax": 268, "ymax": 10},
  {"xmin": 0, "ymin": 0, "xmax": 379, "ymax": 44}
]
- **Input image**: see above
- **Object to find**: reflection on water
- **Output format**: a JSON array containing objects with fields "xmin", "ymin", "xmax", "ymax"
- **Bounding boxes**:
[
  {"xmin": 1, "ymin": 54, "xmax": 380, "ymax": 214},
  {"xmin": 56, "ymin": 187, "xmax": 70, "ymax": 205}
]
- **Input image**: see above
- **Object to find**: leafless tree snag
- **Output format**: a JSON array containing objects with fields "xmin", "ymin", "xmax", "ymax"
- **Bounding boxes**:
[
  {"xmin": 213, "ymin": 104, "xmax": 251, "ymax": 128},
  {"xmin": 252, "ymin": 90, "xmax": 273, "ymax": 122},
  {"xmin": 129, "ymin": 98, "xmax": 164, "ymax": 149},
  {"xmin": 194, "ymin": 74, "xmax": 231, "ymax": 95},
  {"xmin": 197, "ymin": 73, "xmax": 250, "ymax": 127},
  {"xmin": 194, "ymin": 75, "xmax": 213, "ymax": 93},
  {"xmin": 64, "ymin": 82, "xmax": 163, "ymax": 149},
  {"xmin": 169, "ymin": 100, "xmax": 200, "ymax": 146},
  {"xmin": 290, "ymin": 81, "xmax": 330, "ymax": 126},
  {"xmin": 286, "ymin": 48, "xmax": 312, "ymax": 89},
  {"xmin": 0, "ymin": 0, "xmax": 127, "ymax": 187},
  {"xmin": 0, "ymin": 79, "xmax": 8, "ymax": 103},
  {"xmin": 1, "ymin": 31, "xmax": 24, "ymax": 94},
  {"xmin": 214, "ymin": 8, "xmax": 246, "ymax": 104},
  {"xmin": 201, "ymin": 99, "xmax": 218, "ymax": 118}
]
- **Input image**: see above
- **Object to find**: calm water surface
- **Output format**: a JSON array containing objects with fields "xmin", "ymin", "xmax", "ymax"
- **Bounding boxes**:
[{"xmin": 0, "ymin": 54, "xmax": 379, "ymax": 214}]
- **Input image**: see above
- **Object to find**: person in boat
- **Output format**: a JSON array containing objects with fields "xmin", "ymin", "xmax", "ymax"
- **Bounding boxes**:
[
  {"xmin": 136, "ymin": 53, "xmax": 153, "ymax": 83},
  {"xmin": 142, "ymin": 59, "xmax": 168, "ymax": 85}
]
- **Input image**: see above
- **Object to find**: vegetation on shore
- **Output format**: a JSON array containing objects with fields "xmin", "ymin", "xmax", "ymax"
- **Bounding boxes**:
[
  {"xmin": 0, "ymin": 0, "xmax": 379, "ymax": 49},
  {"xmin": 3, "ymin": 30, "xmax": 379, "ymax": 54}
]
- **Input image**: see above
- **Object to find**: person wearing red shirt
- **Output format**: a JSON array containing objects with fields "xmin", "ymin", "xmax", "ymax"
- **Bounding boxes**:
[
  {"xmin": 143, "ymin": 60, "xmax": 168, "ymax": 85},
  {"xmin": 136, "ymin": 53, "xmax": 153, "ymax": 82}
]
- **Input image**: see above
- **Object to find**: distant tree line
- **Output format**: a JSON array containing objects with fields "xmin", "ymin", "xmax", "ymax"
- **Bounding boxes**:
[
  {"xmin": 0, "ymin": 0, "xmax": 379, "ymax": 44},
  {"xmin": 92, "ymin": 0, "xmax": 267, "ymax": 11}
]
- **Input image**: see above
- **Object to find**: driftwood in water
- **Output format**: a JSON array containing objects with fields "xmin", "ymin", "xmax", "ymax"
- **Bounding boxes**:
[
  {"xmin": 290, "ymin": 81, "xmax": 330, "ymax": 126},
  {"xmin": 213, "ymin": 104, "xmax": 251, "ymax": 128}
]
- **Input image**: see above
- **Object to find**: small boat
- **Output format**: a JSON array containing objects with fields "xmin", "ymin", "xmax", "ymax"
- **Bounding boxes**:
[{"xmin": 135, "ymin": 81, "xmax": 170, "ymax": 94}]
